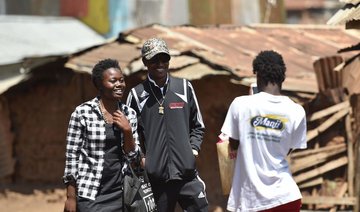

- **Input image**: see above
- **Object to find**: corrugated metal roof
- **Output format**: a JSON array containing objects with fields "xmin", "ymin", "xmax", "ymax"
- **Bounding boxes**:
[
  {"xmin": 171, "ymin": 63, "xmax": 230, "ymax": 80},
  {"xmin": 0, "ymin": 15, "xmax": 106, "ymax": 65},
  {"xmin": 340, "ymin": 0, "xmax": 360, "ymax": 4},
  {"xmin": 66, "ymin": 24, "xmax": 360, "ymax": 94},
  {"xmin": 327, "ymin": 2, "xmax": 360, "ymax": 25}
]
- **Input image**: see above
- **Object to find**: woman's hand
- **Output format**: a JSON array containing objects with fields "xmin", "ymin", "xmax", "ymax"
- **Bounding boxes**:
[
  {"xmin": 113, "ymin": 110, "xmax": 136, "ymax": 153},
  {"xmin": 64, "ymin": 196, "xmax": 76, "ymax": 212},
  {"xmin": 64, "ymin": 183, "xmax": 76, "ymax": 212},
  {"xmin": 112, "ymin": 110, "xmax": 131, "ymax": 133}
]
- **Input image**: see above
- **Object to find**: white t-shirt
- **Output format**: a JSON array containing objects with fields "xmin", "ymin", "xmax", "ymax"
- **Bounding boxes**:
[{"xmin": 221, "ymin": 92, "xmax": 307, "ymax": 212}]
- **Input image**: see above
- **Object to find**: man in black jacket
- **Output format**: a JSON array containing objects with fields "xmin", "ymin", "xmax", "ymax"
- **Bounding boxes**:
[{"xmin": 126, "ymin": 38, "xmax": 208, "ymax": 212}]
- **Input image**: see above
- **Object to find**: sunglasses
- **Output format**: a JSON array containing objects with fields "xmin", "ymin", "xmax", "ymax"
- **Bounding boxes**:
[{"xmin": 148, "ymin": 54, "xmax": 170, "ymax": 64}]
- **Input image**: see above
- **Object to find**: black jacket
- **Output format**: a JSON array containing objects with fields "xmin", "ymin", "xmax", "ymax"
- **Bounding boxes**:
[{"xmin": 126, "ymin": 76, "xmax": 205, "ymax": 183}]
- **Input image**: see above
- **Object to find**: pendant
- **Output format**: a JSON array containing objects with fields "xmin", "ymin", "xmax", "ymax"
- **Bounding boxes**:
[{"xmin": 159, "ymin": 106, "xmax": 164, "ymax": 114}]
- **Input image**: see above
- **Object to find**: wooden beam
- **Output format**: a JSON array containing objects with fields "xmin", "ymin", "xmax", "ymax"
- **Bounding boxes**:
[
  {"xmin": 290, "ymin": 146, "xmax": 346, "ymax": 173},
  {"xmin": 291, "ymin": 143, "xmax": 345, "ymax": 158},
  {"xmin": 306, "ymin": 130, "xmax": 319, "ymax": 142},
  {"xmin": 308, "ymin": 100, "xmax": 349, "ymax": 122},
  {"xmin": 298, "ymin": 177, "xmax": 323, "ymax": 189},
  {"xmin": 307, "ymin": 108, "xmax": 349, "ymax": 142},
  {"xmin": 337, "ymin": 182, "xmax": 349, "ymax": 210},
  {"xmin": 294, "ymin": 156, "xmax": 348, "ymax": 183},
  {"xmin": 302, "ymin": 196, "xmax": 356, "ymax": 205},
  {"xmin": 316, "ymin": 182, "xmax": 348, "ymax": 209}
]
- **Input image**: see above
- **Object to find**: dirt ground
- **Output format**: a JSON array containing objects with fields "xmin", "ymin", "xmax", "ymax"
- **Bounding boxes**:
[
  {"xmin": 0, "ymin": 183, "xmax": 224, "ymax": 212},
  {"xmin": 0, "ymin": 183, "xmax": 65, "ymax": 212},
  {"xmin": 2, "ymin": 184, "xmax": 350, "ymax": 212}
]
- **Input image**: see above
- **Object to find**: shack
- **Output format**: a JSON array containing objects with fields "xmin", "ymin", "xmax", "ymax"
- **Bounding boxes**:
[{"xmin": 1, "ymin": 23, "xmax": 360, "ymax": 210}]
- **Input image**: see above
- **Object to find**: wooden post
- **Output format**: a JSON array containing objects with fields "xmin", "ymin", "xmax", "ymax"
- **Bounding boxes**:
[
  {"xmin": 345, "ymin": 114, "xmax": 354, "ymax": 196},
  {"xmin": 355, "ymin": 135, "xmax": 360, "ymax": 212}
]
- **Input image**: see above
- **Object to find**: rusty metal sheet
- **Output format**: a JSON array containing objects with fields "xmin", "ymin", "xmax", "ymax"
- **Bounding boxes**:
[
  {"xmin": 169, "ymin": 55, "xmax": 200, "ymax": 70},
  {"xmin": 122, "ymin": 55, "xmax": 200, "ymax": 76},
  {"xmin": 171, "ymin": 26, "xmax": 256, "ymax": 75},
  {"xmin": 236, "ymin": 75, "xmax": 318, "ymax": 94},
  {"xmin": 171, "ymin": 63, "xmax": 229, "ymax": 80},
  {"xmin": 66, "ymin": 43, "xmax": 139, "ymax": 74},
  {"xmin": 66, "ymin": 24, "xmax": 360, "ymax": 93}
]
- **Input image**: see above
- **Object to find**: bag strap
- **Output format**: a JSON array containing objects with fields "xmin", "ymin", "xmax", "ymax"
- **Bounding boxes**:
[{"xmin": 127, "ymin": 163, "xmax": 138, "ymax": 179}]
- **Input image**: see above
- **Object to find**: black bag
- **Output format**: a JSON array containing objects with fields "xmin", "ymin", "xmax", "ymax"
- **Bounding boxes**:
[{"xmin": 123, "ymin": 163, "xmax": 157, "ymax": 212}]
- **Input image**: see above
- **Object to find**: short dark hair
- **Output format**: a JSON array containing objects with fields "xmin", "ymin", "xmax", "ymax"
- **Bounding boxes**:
[
  {"xmin": 91, "ymin": 58, "xmax": 121, "ymax": 89},
  {"xmin": 252, "ymin": 50, "xmax": 286, "ymax": 87}
]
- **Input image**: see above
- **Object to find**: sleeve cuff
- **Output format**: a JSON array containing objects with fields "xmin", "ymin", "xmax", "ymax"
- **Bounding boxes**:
[
  {"xmin": 124, "ymin": 145, "xmax": 141, "ymax": 161},
  {"xmin": 62, "ymin": 175, "xmax": 76, "ymax": 185},
  {"xmin": 192, "ymin": 149, "xmax": 199, "ymax": 157}
]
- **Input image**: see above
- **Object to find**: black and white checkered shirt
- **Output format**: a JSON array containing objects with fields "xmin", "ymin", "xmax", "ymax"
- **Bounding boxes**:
[{"xmin": 63, "ymin": 97, "xmax": 140, "ymax": 200}]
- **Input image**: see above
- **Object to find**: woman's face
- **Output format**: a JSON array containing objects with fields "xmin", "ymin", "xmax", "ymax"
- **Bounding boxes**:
[{"xmin": 100, "ymin": 68, "xmax": 125, "ymax": 101}]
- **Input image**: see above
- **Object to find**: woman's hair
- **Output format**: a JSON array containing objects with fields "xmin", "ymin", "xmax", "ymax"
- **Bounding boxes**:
[
  {"xmin": 252, "ymin": 50, "xmax": 286, "ymax": 87},
  {"xmin": 91, "ymin": 58, "xmax": 121, "ymax": 89}
]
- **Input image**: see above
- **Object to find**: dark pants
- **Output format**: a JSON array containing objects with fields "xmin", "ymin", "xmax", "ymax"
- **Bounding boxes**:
[{"xmin": 151, "ymin": 176, "xmax": 208, "ymax": 212}]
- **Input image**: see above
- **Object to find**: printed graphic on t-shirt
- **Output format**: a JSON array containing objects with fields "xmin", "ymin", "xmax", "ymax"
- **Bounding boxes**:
[{"xmin": 248, "ymin": 114, "xmax": 288, "ymax": 143}]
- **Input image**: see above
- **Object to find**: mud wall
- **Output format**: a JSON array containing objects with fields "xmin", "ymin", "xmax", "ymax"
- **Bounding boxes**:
[
  {"xmin": 4, "ymin": 61, "xmax": 97, "ymax": 183},
  {"xmin": 0, "ymin": 96, "xmax": 15, "ymax": 180},
  {"xmin": 191, "ymin": 75, "xmax": 249, "ymax": 208}
]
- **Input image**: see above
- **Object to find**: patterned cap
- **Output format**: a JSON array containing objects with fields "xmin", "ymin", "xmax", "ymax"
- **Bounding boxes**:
[{"xmin": 141, "ymin": 38, "xmax": 170, "ymax": 60}]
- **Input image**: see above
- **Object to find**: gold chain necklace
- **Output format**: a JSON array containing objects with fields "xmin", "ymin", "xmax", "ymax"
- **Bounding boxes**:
[
  {"xmin": 98, "ymin": 99, "xmax": 112, "ymax": 124},
  {"xmin": 148, "ymin": 81, "xmax": 169, "ymax": 115}
]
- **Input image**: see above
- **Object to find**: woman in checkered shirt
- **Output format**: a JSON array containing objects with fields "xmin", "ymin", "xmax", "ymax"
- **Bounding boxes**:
[{"xmin": 63, "ymin": 59, "xmax": 141, "ymax": 212}]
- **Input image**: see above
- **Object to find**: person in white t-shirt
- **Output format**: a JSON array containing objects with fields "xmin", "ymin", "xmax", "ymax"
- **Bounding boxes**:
[{"xmin": 221, "ymin": 50, "xmax": 307, "ymax": 212}]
